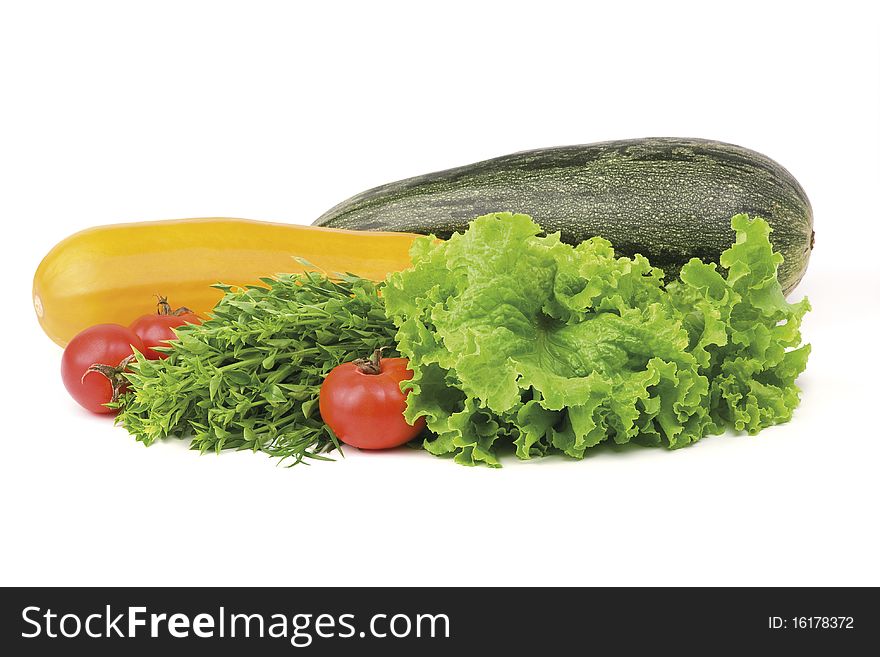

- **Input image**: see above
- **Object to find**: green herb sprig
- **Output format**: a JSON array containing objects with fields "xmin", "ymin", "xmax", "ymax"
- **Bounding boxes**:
[{"xmin": 115, "ymin": 271, "xmax": 398, "ymax": 464}]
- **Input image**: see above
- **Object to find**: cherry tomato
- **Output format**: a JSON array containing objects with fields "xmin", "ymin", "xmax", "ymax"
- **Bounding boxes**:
[
  {"xmin": 129, "ymin": 313, "xmax": 199, "ymax": 359},
  {"xmin": 61, "ymin": 324, "xmax": 145, "ymax": 414},
  {"xmin": 319, "ymin": 350, "xmax": 426, "ymax": 450}
]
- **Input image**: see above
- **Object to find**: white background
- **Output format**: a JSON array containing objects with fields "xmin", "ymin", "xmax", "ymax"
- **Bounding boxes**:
[{"xmin": 1, "ymin": 1, "xmax": 878, "ymax": 587}]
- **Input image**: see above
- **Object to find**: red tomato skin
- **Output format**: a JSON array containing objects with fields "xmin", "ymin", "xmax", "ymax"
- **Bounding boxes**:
[
  {"xmin": 129, "ymin": 314, "xmax": 199, "ymax": 359},
  {"xmin": 319, "ymin": 357, "xmax": 426, "ymax": 450},
  {"xmin": 176, "ymin": 312, "xmax": 201, "ymax": 325},
  {"xmin": 61, "ymin": 324, "xmax": 145, "ymax": 414}
]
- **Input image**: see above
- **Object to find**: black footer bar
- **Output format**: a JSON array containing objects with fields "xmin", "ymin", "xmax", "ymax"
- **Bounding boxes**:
[{"xmin": 1, "ymin": 586, "xmax": 875, "ymax": 654}]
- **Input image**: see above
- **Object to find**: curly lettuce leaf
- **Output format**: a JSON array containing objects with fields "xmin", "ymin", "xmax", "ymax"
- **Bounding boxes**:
[
  {"xmin": 384, "ymin": 212, "xmax": 809, "ymax": 466},
  {"xmin": 670, "ymin": 214, "xmax": 811, "ymax": 433}
]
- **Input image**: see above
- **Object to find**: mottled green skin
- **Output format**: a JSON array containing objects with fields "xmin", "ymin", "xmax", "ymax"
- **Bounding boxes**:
[{"xmin": 314, "ymin": 138, "xmax": 813, "ymax": 294}]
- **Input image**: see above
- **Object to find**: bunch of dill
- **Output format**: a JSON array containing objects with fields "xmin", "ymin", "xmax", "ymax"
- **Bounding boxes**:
[{"xmin": 116, "ymin": 272, "xmax": 397, "ymax": 464}]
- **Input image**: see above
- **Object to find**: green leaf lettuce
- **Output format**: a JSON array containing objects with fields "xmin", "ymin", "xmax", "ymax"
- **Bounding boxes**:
[{"xmin": 384, "ymin": 212, "xmax": 810, "ymax": 467}]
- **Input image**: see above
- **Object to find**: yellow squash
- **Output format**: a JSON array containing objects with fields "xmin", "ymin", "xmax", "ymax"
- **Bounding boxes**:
[{"xmin": 34, "ymin": 218, "xmax": 425, "ymax": 347}]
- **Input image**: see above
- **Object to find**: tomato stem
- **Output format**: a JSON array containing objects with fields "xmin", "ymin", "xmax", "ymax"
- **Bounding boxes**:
[
  {"xmin": 354, "ymin": 348, "xmax": 386, "ymax": 375},
  {"xmin": 83, "ymin": 354, "xmax": 136, "ymax": 402},
  {"xmin": 156, "ymin": 294, "xmax": 194, "ymax": 316}
]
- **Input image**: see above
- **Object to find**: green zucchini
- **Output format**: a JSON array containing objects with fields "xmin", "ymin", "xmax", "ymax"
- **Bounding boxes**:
[{"xmin": 314, "ymin": 138, "xmax": 813, "ymax": 294}]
